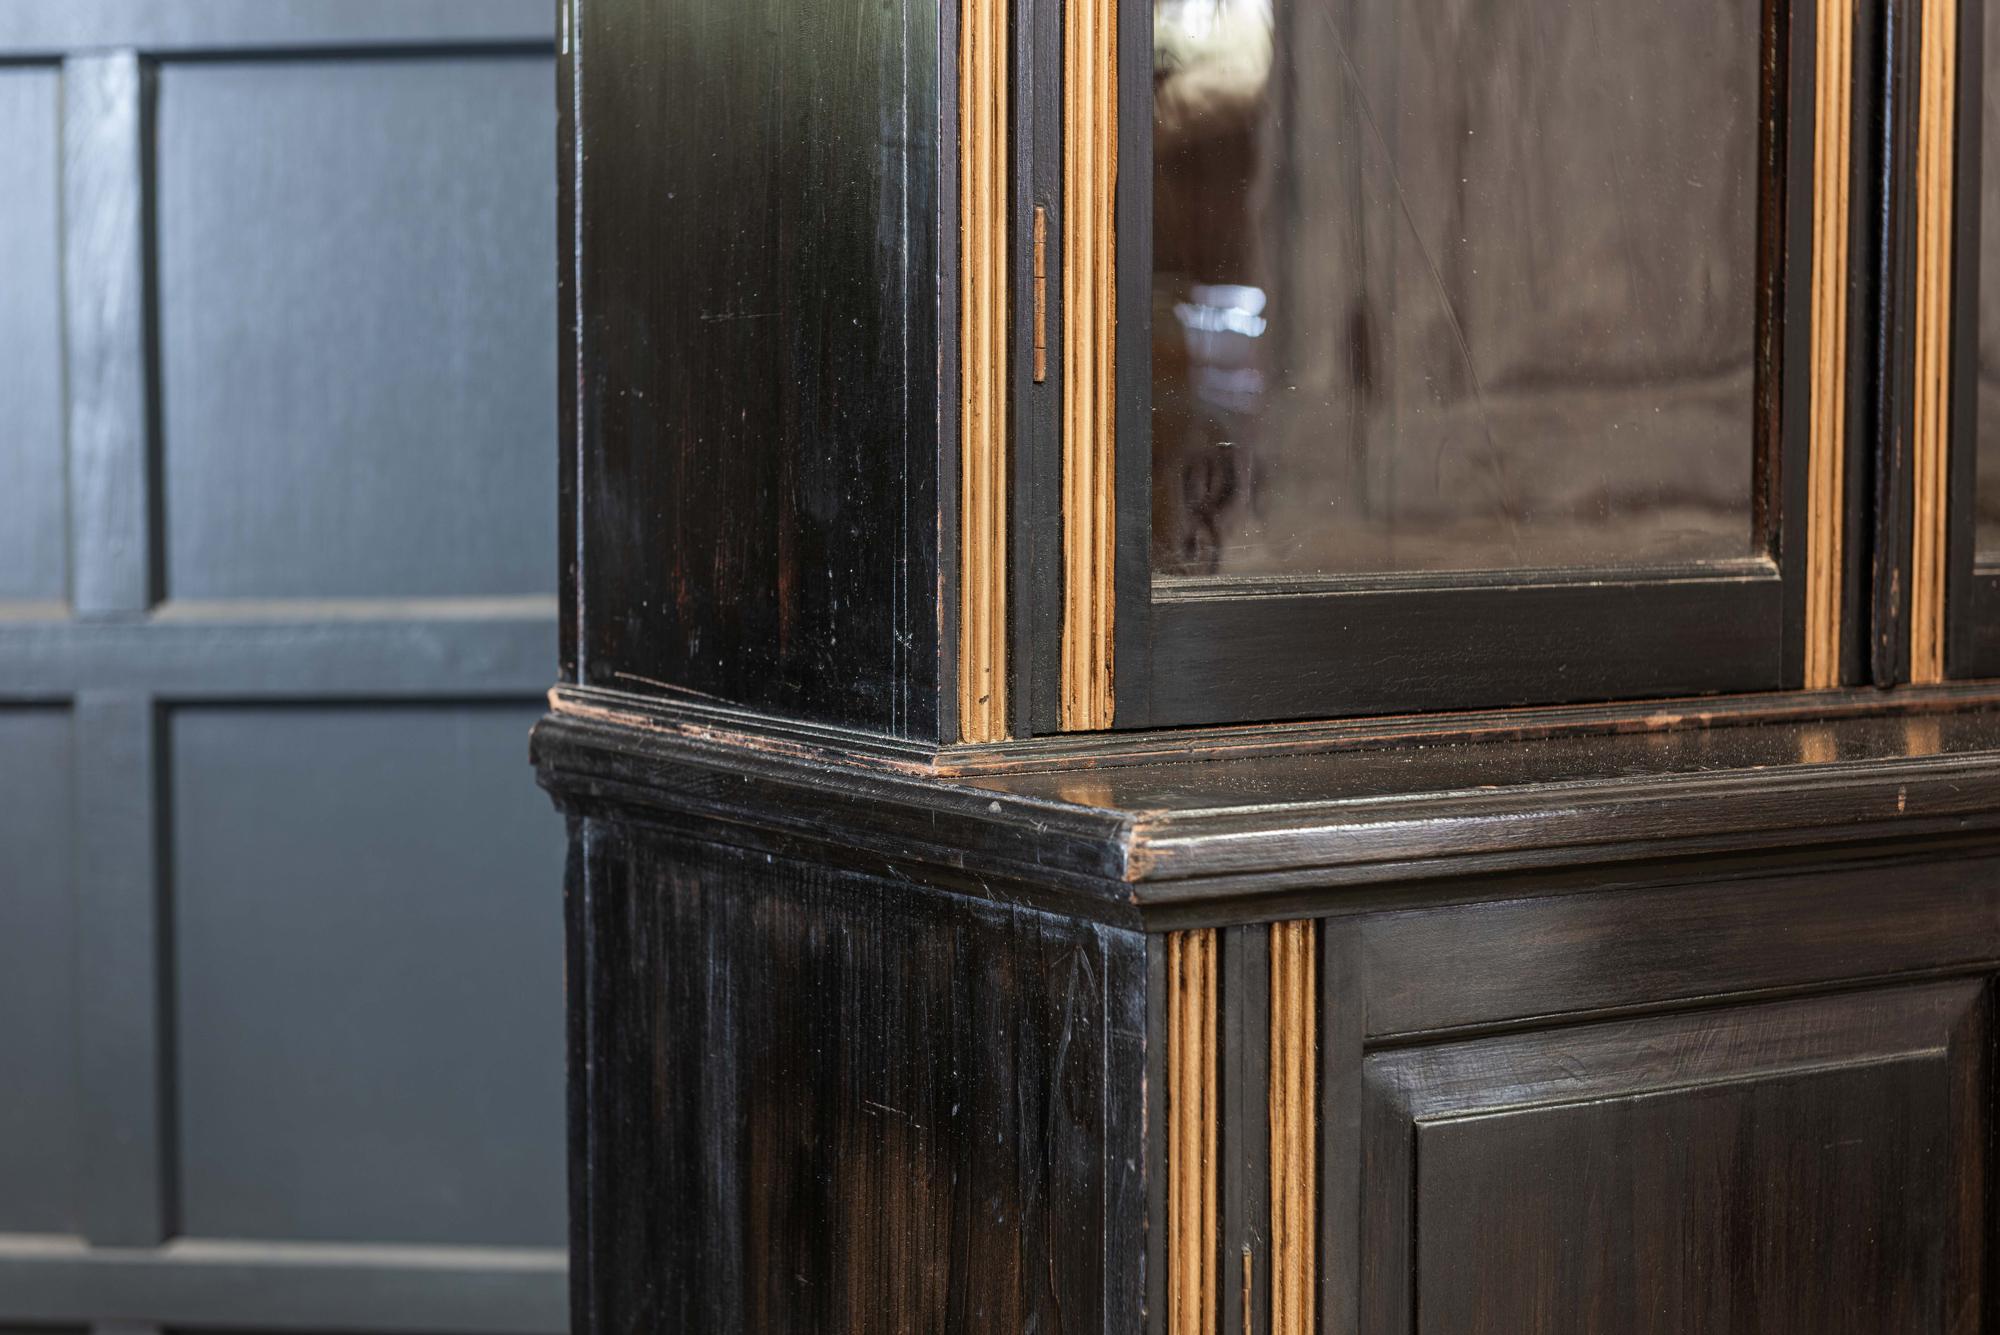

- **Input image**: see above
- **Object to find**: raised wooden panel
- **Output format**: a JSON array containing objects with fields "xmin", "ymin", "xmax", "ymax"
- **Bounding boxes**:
[
  {"xmin": 168, "ymin": 704, "xmax": 564, "ymax": 1247},
  {"xmin": 0, "ymin": 708, "xmax": 77, "ymax": 1235},
  {"xmin": 1363, "ymin": 983, "xmax": 1987, "ymax": 1334},
  {"xmin": 154, "ymin": 56, "xmax": 556, "ymax": 600},
  {"xmin": 0, "ymin": 65, "xmax": 66, "ymax": 604},
  {"xmin": 1360, "ymin": 857, "xmax": 2000, "ymax": 1039}
]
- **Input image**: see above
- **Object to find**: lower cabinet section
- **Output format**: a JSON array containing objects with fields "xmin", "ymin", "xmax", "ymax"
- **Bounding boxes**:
[
  {"xmin": 562, "ymin": 806, "xmax": 2000, "ymax": 1334},
  {"xmin": 1161, "ymin": 874, "xmax": 2000, "ymax": 1335}
]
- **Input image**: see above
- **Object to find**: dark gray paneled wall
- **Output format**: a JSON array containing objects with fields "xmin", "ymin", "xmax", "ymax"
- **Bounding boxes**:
[
  {"xmin": 0, "ymin": 3, "xmax": 565, "ymax": 1332},
  {"xmin": 157, "ymin": 56, "xmax": 557, "ymax": 600}
]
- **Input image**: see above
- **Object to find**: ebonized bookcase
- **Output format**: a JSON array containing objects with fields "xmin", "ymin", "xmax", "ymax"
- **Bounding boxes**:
[{"xmin": 536, "ymin": 0, "xmax": 2000, "ymax": 1329}]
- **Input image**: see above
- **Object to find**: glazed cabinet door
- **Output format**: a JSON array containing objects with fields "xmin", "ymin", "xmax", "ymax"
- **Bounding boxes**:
[
  {"xmin": 989, "ymin": 0, "xmax": 1896, "ymax": 732},
  {"xmin": 1946, "ymin": 0, "xmax": 2000, "ymax": 677},
  {"xmin": 1362, "ymin": 982, "xmax": 1987, "ymax": 1333},
  {"xmin": 1102, "ymin": 0, "xmax": 1835, "ymax": 726}
]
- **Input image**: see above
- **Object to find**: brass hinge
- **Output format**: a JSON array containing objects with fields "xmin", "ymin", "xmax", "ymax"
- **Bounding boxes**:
[{"xmin": 1033, "ymin": 204, "xmax": 1048, "ymax": 383}]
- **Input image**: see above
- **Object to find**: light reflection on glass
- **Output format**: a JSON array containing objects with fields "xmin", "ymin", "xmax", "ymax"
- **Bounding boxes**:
[{"xmin": 1152, "ymin": 0, "xmax": 1764, "ymax": 579}]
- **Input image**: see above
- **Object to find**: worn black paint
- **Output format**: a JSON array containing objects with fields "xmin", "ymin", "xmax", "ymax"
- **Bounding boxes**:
[
  {"xmin": 570, "ymin": 0, "xmax": 943, "ymax": 738},
  {"xmin": 564, "ymin": 820, "xmax": 1147, "ymax": 1331},
  {"xmin": 1148, "ymin": 571, "xmax": 1785, "ymax": 725}
]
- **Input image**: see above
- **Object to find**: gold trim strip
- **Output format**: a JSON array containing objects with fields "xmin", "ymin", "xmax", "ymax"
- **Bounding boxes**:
[
  {"xmin": 1060, "ymin": 0, "xmax": 1117, "ymax": 731},
  {"xmin": 1269, "ymin": 920, "xmax": 1317, "ymax": 1335},
  {"xmin": 1912, "ymin": 0, "xmax": 1959, "ymax": 683},
  {"xmin": 1167, "ymin": 929, "xmax": 1217, "ymax": 1335},
  {"xmin": 1806, "ymin": 0, "xmax": 1855, "ymax": 689},
  {"xmin": 959, "ymin": 0, "xmax": 1009, "ymax": 742}
]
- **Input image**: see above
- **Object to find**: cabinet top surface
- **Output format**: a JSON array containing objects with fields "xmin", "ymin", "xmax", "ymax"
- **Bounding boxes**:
[{"xmin": 534, "ymin": 684, "xmax": 2000, "ymax": 924}]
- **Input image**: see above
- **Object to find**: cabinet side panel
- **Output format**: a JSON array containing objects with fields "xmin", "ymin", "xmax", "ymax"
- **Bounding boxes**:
[
  {"xmin": 567, "ymin": 820, "xmax": 1146, "ymax": 1332},
  {"xmin": 573, "ymin": 0, "xmax": 942, "ymax": 736}
]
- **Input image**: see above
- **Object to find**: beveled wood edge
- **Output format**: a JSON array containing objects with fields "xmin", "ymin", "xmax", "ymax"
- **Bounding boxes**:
[
  {"xmin": 1806, "ymin": 0, "xmax": 1856, "ymax": 688},
  {"xmin": 1060, "ymin": 0, "xmax": 1117, "ymax": 731},
  {"xmin": 1912, "ymin": 0, "xmax": 1960, "ymax": 682},
  {"xmin": 1268, "ymin": 920, "xmax": 1316, "ymax": 1335},
  {"xmin": 958, "ymin": 0, "xmax": 1010, "ymax": 742},
  {"xmin": 1166, "ymin": 929, "xmax": 1217, "ymax": 1335},
  {"xmin": 548, "ymin": 679, "xmax": 2000, "ymax": 777},
  {"xmin": 537, "ymin": 684, "xmax": 2000, "ymax": 905}
]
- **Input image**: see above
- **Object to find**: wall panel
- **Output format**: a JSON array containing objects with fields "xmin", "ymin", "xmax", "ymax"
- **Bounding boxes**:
[
  {"xmin": 155, "ymin": 55, "xmax": 557, "ymax": 601},
  {"xmin": 0, "ymin": 66, "xmax": 68, "ymax": 604}
]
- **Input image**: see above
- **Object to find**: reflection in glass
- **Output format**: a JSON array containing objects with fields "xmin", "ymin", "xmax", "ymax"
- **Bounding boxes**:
[
  {"xmin": 1152, "ymin": 0, "xmax": 1764, "ymax": 578},
  {"xmin": 1978, "ymin": 0, "xmax": 2000, "ymax": 558}
]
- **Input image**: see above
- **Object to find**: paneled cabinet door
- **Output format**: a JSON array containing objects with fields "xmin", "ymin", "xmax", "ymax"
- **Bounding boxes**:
[{"xmin": 1362, "ymin": 982, "xmax": 1986, "ymax": 1333}]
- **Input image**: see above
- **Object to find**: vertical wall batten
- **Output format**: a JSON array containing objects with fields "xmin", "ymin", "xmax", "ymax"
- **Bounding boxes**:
[
  {"xmin": 1911, "ymin": 0, "xmax": 1958, "ymax": 681},
  {"xmin": 1167, "ymin": 930, "xmax": 1217, "ymax": 1335},
  {"xmin": 1806, "ymin": 0, "xmax": 1855, "ymax": 688},
  {"xmin": 65, "ymin": 51, "xmax": 157, "ymax": 619},
  {"xmin": 1061, "ymin": 0, "xmax": 1117, "ymax": 730},
  {"xmin": 960, "ymin": 0, "xmax": 1010, "ymax": 741}
]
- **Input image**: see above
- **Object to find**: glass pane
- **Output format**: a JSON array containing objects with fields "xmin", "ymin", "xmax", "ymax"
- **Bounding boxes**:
[
  {"xmin": 1978, "ymin": 0, "xmax": 2000, "ymax": 559},
  {"xmin": 1152, "ymin": 0, "xmax": 1764, "ymax": 578}
]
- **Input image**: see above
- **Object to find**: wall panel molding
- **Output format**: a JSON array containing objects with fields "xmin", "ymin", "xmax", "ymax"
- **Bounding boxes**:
[
  {"xmin": 0, "ymin": 1240, "xmax": 564, "ymax": 1334},
  {"xmin": 0, "ymin": 1, "xmax": 552, "ymax": 56}
]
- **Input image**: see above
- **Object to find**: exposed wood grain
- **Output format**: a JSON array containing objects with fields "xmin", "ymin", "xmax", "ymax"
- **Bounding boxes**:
[
  {"xmin": 1167, "ymin": 929, "xmax": 1216, "ymax": 1335},
  {"xmin": 1807, "ymin": 0, "xmax": 1854, "ymax": 688},
  {"xmin": 1268, "ymin": 920, "xmax": 1316, "ymax": 1335},
  {"xmin": 1061, "ymin": 0, "xmax": 1116, "ymax": 731},
  {"xmin": 960, "ymin": 0, "xmax": 1010, "ymax": 741},
  {"xmin": 1912, "ymin": 0, "xmax": 1958, "ymax": 682},
  {"xmin": 569, "ymin": 824, "xmax": 1146, "ymax": 1329}
]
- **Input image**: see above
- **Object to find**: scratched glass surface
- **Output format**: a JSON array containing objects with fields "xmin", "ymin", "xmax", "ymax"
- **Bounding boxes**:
[
  {"xmin": 1151, "ymin": 0, "xmax": 1763, "ymax": 578},
  {"xmin": 1978, "ymin": 0, "xmax": 2000, "ymax": 559}
]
